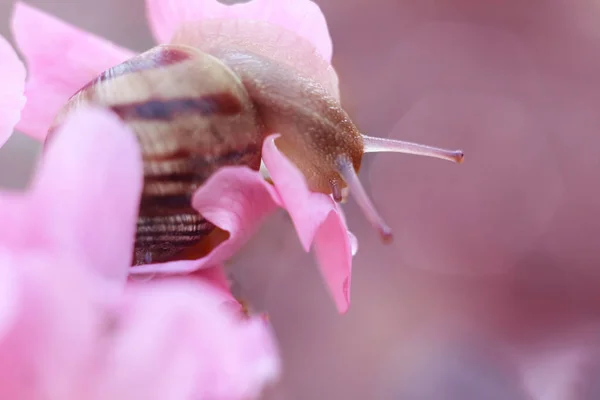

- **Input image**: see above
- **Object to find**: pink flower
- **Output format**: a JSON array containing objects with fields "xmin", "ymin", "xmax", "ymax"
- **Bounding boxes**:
[
  {"xmin": 0, "ymin": 250, "xmax": 279, "ymax": 399},
  {"xmin": 0, "ymin": 51, "xmax": 280, "ymax": 397},
  {"xmin": 10, "ymin": 0, "xmax": 356, "ymax": 313}
]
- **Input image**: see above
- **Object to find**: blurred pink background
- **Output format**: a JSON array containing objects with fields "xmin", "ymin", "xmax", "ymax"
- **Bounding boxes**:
[{"xmin": 2, "ymin": 0, "xmax": 600, "ymax": 398}]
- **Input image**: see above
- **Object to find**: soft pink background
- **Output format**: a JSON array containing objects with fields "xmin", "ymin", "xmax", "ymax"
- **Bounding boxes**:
[{"xmin": 2, "ymin": 0, "xmax": 600, "ymax": 398}]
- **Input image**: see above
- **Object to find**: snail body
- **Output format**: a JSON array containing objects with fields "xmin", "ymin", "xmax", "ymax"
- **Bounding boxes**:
[
  {"xmin": 213, "ymin": 49, "xmax": 364, "ymax": 194},
  {"xmin": 48, "ymin": 40, "xmax": 464, "ymax": 266}
]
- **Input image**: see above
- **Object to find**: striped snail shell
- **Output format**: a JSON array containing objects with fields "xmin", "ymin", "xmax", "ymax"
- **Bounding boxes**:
[
  {"xmin": 47, "ymin": 41, "xmax": 464, "ymax": 266},
  {"xmin": 48, "ymin": 44, "xmax": 264, "ymax": 265}
]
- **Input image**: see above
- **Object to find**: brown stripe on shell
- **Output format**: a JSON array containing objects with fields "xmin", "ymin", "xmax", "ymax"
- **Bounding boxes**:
[
  {"xmin": 136, "ymin": 213, "xmax": 214, "ymax": 236},
  {"xmin": 143, "ymin": 182, "xmax": 196, "ymax": 197},
  {"xmin": 106, "ymin": 46, "xmax": 192, "ymax": 77},
  {"xmin": 142, "ymin": 149, "xmax": 199, "ymax": 162},
  {"xmin": 137, "ymin": 238, "xmax": 206, "ymax": 247},
  {"xmin": 144, "ymin": 172, "xmax": 207, "ymax": 184},
  {"xmin": 143, "ymin": 144, "xmax": 261, "ymax": 182},
  {"xmin": 137, "ymin": 213, "xmax": 209, "ymax": 231},
  {"xmin": 77, "ymin": 45, "xmax": 193, "ymax": 95},
  {"xmin": 139, "ymin": 193, "xmax": 192, "ymax": 211},
  {"xmin": 134, "ymin": 212, "xmax": 215, "ymax": 265},
  {"xmin": 109, "ymin": 93, "xmax": 242, "ymax": 121},
  {"xmin": 144, "ymin": 157, "xmax": 194, "ymax": 176}
]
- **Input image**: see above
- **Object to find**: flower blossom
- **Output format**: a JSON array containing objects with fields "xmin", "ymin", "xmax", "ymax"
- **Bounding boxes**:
[
  {"xmin": 10, "ymin": 0, "xmax": 356, "ymax": 312},
  {"xmin": 0, "ymin": 35, "xmax": 279, "ymax": 396}
]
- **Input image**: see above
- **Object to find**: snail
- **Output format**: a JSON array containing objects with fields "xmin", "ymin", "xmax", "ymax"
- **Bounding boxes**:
[{"xmin": 46, "ymin": 38, "xmax": 464, "ymax": 267}]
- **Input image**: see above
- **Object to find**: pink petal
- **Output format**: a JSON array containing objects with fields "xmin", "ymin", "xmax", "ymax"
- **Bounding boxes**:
[
  {"xmin": 146, "ymin": 0, "xmax": 339, "ymax": 98},
  {"xmin": 188, "ymin": 264, "xmax": 232, "ymax": 295},
  {"xmin": 0, "ymin": 35, "xmax": 26, "ymax": 148},
  {"xmin": 94, "ymin": 279, "xmax": 279, "ymax": 399},
  {"xmin": 141, "ymin": 264, "xmax": 235, "ymax": 299},
  {"xmin": 313, "ymin": 208, "xmax": 354, "ymax": 313},
  {"xmin": 347, "ymin": 230, "xmax": 359, "ymax": 256},
  {"xmin": 261, "ymin": 135, "xmax": 353, "ymax": 313},
  {"xmin": 11, "ymin": 2, "xmax": 135, "ymax": 141},
  {"xmin": 0, "ymin": 251, "xmax": 104, "ymax": 399},
  {"xmin": 146, "ymin": 0, "xmax": 332, "ymax": 60},
  {"xmin": 0, "ymin": 195, "xmax": 45, "ymax": 250},
  {"xmin": 129, "ymin": 167, "xmax": 279, "ymax": 276},
  {"xmin": 32, "ymin": 107, "xmax": 143, "ymax": 286},
  {"xmin": 0, "ymin": 258, "xmax": 19, "ymax": 342}
]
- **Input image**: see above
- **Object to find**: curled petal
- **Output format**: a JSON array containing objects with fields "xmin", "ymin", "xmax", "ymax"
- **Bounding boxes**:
[
  {"xmin": 147, "ymin": 0, "xmax": 332, "ymax": 60},
  {"xmin": 32, "ymin": 107, "xmax": 143, "ymax": 286},
  {"xmin": 129, "ymin": 167, "xmax": 279, "ymax": 276},
  {"xmin": 262, "ymin": 135, "xmax": 353, "ymax": 313},
  {"xmin": 11, "ymin": 2, "xmax": 135, "ymax": 141},
  {"xmin": 148, "ymin": 0, "xmax": 339, "ymax": 98},
  {"xmin": 0, "ymin": 35, "xmax": 26, "ymax": 148}
]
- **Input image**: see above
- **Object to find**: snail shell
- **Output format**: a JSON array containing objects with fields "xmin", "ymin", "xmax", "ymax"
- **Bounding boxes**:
[{"xmin": 48, "ymin": 44, "xmax": 264, "ymax": 265}]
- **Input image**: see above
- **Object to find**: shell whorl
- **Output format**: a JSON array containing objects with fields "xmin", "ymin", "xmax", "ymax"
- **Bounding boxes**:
[{"xmin": 49, "ymin": 44, "xmax": 264, "ymax": 265}]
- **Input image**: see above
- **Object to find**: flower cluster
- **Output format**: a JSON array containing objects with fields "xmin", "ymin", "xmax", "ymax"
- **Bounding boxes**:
[
  {"xmin": 11, "ymin": 0, "xmax": 355, "ymax": 313},
  {"xmin": 0, "ymin": 0, "xmax": 357, "ymax": 397}
]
